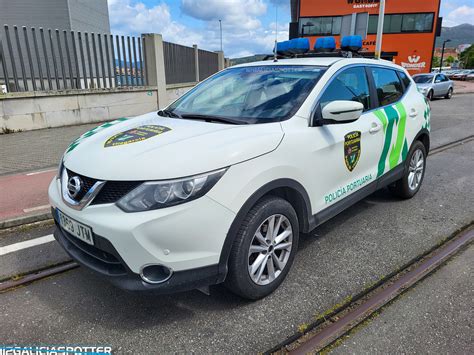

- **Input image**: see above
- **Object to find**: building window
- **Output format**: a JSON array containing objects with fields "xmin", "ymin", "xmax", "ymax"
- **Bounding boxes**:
[
  {"xmin": 368, "ymin": 13, "xmax": 434, "ymax": 34},
  {"xmin": 300, "ymin": 17, "xmax": 342, "ymax": 36}
]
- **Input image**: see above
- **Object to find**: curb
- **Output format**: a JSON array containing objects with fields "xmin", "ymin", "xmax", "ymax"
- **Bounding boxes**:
[{"xmin": 0, "ymin": 212, "xmax": 53, "ymax": 230}]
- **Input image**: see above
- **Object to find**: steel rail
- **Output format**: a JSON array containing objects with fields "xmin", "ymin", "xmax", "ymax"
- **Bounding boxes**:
[
  {"xmin": 278, "ymin": 226, "xmax": 473, "ymax": 355},
  {"xmin": 0, "ymin": 261, "xmax": 78, "ymax": 293},
  {"xmin": 429, "ymin": 135, "xmax": 474, "ymax": 156}
]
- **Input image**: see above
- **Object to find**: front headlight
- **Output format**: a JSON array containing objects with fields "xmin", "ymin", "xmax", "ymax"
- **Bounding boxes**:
[{"xmin": 116, "ymin": 168, "xmax": 227, "ymax": 212}]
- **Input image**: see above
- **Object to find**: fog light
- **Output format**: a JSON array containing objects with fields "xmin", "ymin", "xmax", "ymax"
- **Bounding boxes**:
[{"xmin": 140, "ymin": 264, "xmax": 173, "ymax": 284}]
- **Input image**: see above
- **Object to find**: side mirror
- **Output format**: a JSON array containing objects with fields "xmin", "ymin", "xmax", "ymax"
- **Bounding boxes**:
[{"xmin": 321, "ymin": 100, "xmax": 364, "ymax": 123}]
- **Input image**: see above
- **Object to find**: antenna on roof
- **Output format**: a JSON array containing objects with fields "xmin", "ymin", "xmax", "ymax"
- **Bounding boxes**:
[{"xmin": 273, "ymin": 4, "xmax": 278, "ymax": 62}]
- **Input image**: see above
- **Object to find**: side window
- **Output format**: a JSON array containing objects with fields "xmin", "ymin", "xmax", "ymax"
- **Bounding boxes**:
[
  {"xmin": 319, "ymin": 67, "xmax": 371, "ymax": 110},
  {"xmin": 435, "ymin": 74, "xmax": 442, "ymax": 83},
  {"xmin": 398, "ymin": 71, "xmax": 411, "ymax": 90},
  {"xmin": 440, "ymin": 74, "xmax": 448, "ymax": 82},
  {"xmin": 370, "ymin": 67, "xmax": 404, "ymax": 107}
]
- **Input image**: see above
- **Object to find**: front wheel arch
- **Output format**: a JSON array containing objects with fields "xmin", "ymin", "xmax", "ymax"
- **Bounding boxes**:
[{"xmin": 217, "ymin": 178, "xmax": 312, "ymax": 283}]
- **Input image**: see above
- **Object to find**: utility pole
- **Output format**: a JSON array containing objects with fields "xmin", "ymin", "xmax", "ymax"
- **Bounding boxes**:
[
  {"xmin": 439, "ymin": 39, "xmax": 451, "ymax": 72},
  {"xmin": 374, "ymin": 0, "xmax": 385, "ymax": 59},
  {"xmin": 274, "ymin": 4, "xmax": 278, "ymax": 62},
  {"xmin": 219, "ymin": 20, "xmax": 223, "ymax": 52}
]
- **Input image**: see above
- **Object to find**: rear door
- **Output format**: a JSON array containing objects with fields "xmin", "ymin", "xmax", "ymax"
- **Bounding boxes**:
[{"xmin": 368, "ymin": 67, "xmax": 415, "ymax": 179}]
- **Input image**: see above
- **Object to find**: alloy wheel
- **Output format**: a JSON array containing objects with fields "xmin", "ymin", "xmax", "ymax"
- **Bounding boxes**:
[
  {"xmin": 248, "ymin": 214, "xmax": 293, "ymax": 285},
  {"xmin": 408, "ymin": 149, "xmax": 424, "ymax": 191}
]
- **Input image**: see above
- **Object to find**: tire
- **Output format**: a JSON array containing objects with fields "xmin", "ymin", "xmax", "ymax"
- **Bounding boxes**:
[
  {"xmin": 427, "ymin": 90, "xmax": 433, "ymax": 101},
  {"xmin": 445, "ymin": 88, "xmax": 453, "ymax": 99},
  {"xmin": 389, "ymin": 140, "xmax": 427, "ymax": 199},
  {"xmin": 224, "ymin": 196, "xmax": 299, "ymax": 300}
]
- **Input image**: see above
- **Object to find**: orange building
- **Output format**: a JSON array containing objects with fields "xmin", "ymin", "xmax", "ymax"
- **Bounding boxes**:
[{"xmin": 289, "ymin": 0, "xmax": 442, "ymax": 74}]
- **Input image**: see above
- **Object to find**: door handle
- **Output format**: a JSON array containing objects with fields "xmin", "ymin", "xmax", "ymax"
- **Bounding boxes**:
[
  {"xmin": 369, "ymin": 122, "xmax": 382, "ymax": 134},
  {"xmin": 409, "ymin": 109, "xmax": 418, "ymax": 118}
]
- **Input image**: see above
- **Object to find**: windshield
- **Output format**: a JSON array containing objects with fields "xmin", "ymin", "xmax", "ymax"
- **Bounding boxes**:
[
  {"xmin": 413, "ymin": 75, "xmax": 433, "ymax": 84},
  {"xmin": 167, "ymin": 65, "xmax": 325, "ymax": 124}
]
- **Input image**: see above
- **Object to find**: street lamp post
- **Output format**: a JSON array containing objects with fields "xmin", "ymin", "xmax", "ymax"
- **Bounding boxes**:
[
  {"xmin": 439, "ymin": 39, "xmax": 451, "ymax": 72},
  {"xmin": 219, "ymin": 20, "xmax": 223, "ymax": 52},
  {"xmin": 375, "ymin": 0, "xmax": 386, "ymax": 59}
]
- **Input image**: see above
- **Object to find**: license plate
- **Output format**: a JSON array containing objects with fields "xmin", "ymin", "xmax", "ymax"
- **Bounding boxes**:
[{"xmin": 57, "ymin": 209, "xmax": 94, "ymax": 246}]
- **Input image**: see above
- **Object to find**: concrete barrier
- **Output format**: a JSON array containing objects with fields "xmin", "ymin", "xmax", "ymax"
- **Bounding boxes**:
[{"xmin": 0, "ymin": 83, "xmax": 195, "ymax": 132}]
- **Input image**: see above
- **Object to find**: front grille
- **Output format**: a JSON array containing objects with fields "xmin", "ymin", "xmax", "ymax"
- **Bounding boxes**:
[
  {"xmin": 66, "ymin": 169, "xmax": 141, "ymax": 205},
  {"xmin": 91, "ymin": 181, "xmax": 141, "ymax": 205},
  {"xmin": 66, "ymin": 169, "xmax": 97, "ymax": 202}
]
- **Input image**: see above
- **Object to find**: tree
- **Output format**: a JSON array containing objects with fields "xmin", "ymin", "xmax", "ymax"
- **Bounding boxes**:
[
  {"xmin": 459, "ymin": 45, "xmax": 474, "ymax": 69},
  {"xmin": 446, "ymin": 55, "xmax": 455, "ymax": 65},
  {"xmin": 432, "ymin": 56, "xmax": 440, "ymax": 68}
]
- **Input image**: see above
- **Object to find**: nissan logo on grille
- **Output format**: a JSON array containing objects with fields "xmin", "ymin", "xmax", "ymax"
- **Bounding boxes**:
[{"xmin": 67, "ymin": 176, "xmax": 83, "ymax": 199}]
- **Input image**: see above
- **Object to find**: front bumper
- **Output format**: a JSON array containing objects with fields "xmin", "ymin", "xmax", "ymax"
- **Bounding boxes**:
[
  {"xmin": 48, "ymin": 177, "xmax": 236, "ymax": 292},
  {"xmin": 417, "ymin": 88, "xmax": 430, "ymax": 97},
  {"xmin": 52, "ymin": 218, "xmax": 220, "ymax": 293}
]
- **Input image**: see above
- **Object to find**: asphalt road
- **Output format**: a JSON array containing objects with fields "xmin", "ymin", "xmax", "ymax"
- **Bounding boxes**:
[
  {"xmin": 333, "ymin": 245, "xmax": 473, "ymax": 354},
  {"xmin": 0, "ymin": 94, "xmax": 473, "ymax": 353}
]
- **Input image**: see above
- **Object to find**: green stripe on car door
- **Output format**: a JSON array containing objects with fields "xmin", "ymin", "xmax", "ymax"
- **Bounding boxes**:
[{"xmin": 389, "ymin": 102, "xmax": 407, "ymax": 169}]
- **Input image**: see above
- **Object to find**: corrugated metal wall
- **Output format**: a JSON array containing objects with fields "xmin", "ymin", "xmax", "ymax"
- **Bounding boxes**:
[
  {"xmin": 163, "ymin": 41, "xmax": 196, "ymax": 84},
  {"xmin": 198, "ymin": 49, "xmax": 219, "ymax": 81}
]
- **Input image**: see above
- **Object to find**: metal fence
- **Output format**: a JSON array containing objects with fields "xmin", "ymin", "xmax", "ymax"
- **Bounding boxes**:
[
  {"xmin": 0, "ymin": 25, "xmax": 147, "ymax": 92},
  {"xmin": 163, "ymin": 41, "xmax": 196, "ymax": 85},
  {"xmin": 198, "ymin": 49, "xmax": 219, "ymax": 81}
]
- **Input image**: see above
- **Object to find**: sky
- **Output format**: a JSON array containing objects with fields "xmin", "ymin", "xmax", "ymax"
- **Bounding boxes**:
[{"xmin": 107, "ymin": 0, "xmax": 474, "ymax": 58}]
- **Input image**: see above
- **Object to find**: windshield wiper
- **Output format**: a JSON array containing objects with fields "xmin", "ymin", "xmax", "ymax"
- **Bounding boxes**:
[
  {"xmin": 180, "ymin": 114, "xmax": 247, "ymax": 125},
  {"xmin": 157, "ymin": 109, "xmax": 182, "ymax": 118}
]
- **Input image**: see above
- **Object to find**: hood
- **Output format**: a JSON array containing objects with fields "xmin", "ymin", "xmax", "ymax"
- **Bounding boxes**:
[
  {"xmin": 415, "ymin": 83, "xmax": 432, "ymax": 88},
  {"xmin": 63, "ymin": 112, "xmax": 284, "ymax": 180}
]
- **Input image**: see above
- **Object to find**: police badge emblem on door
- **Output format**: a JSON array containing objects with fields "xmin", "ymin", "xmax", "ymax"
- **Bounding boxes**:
[{"xmin": 344, "ymin": 131, "xmax": 361, "ymax": 172}]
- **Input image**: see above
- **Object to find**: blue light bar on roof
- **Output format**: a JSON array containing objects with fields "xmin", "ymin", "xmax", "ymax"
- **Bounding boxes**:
[
  {"xmin": 276, "ymin": 38, "xmax": 310, "ymax": 55},
  {"xmin": 341, "ymin": 35, "xmax": 363, "ymax": 51},
  {"xmin": 314, "ymin": 37, "xmax": 336, "ymax": 52}
]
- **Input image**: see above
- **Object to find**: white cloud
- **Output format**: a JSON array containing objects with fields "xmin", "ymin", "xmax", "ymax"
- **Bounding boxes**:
[
  {"xmin": 444, "ymin": 5, "xmax": 474, "ymax": 26},
  {"xmin": 108, "ymin": 0, "xmax": 289, "ymax": 58},
  {"xmin": 180, "ymin": 0, "xmax": 267, "ymax": 30},
  {"xmin": 108, "ymin": 0, "xmax": 202, "ymax": 46}
]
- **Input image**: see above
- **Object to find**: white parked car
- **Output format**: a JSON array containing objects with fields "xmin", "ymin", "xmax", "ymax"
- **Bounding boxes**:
[{"xmin": 49, "ymin": 56, "xmax": 430, "ymax": 299}]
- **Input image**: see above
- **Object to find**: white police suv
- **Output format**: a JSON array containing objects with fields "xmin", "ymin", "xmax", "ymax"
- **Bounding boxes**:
[{"xmin": 49, "ymin": 36, "xmax": 430, "ymax": 299}]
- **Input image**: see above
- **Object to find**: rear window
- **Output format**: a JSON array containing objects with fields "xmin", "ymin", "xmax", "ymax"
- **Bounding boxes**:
[
  {"xmin": 370, "ymin": 67, "xmax": 404, "ymax": 106},
  {"xmin": 398, "ymin": 71, "xmax": 411, "ymax": 90}
]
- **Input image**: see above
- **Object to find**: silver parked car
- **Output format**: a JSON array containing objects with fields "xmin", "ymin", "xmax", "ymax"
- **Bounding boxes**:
[{"xmin": 413, "ymin": 73, "xmax": 453, "ymax": 100}]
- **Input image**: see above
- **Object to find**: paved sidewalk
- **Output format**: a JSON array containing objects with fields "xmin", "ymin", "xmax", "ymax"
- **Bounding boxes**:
[
  {"xmin": 453, "ymin": 80, "xmax": 474, "ymax": 94},
  {"xmin": 332, "ymin": 245, "xmax": 473, "ymax": 354},
  {"xmin": 0, "ymin": 122, "xmax": 100, "ymax": 175}
]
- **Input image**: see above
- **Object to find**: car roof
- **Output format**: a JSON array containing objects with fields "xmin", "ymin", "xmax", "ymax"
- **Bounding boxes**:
[{"xmin": 230, "ymin": 56, "xmax": 400, "ymax": 69}]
